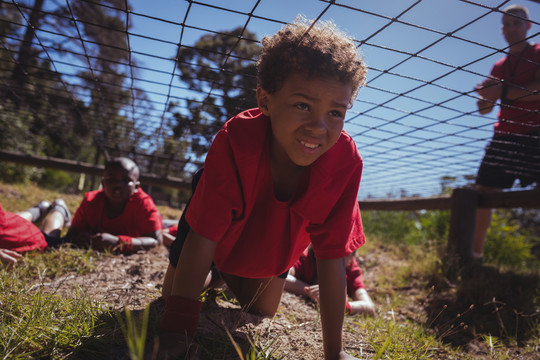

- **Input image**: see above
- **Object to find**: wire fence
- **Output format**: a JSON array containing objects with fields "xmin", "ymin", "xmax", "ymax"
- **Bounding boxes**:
[{"xmin": 0, "ymin": 0, "xmax": 538, "ymax": 200}]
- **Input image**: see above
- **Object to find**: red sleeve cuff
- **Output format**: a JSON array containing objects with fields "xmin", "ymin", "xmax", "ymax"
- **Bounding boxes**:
[{"xmin": 117, "ymin": 235, "xmax": 134, "ymax": 253}]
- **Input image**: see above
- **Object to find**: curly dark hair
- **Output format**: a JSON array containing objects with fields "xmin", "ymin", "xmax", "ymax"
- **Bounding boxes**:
[{"xmin": 257, "ymin": 16, "xmax": 367, "ymax": 103}]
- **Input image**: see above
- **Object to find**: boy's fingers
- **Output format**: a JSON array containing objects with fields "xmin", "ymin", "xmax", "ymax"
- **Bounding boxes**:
[{"xmin": 4, "ymin": 249, "xmax": 23, "ymax": 258}]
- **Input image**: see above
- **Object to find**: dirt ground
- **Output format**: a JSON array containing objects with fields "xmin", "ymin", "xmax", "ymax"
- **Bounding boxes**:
[{"xmin": 43, "ymin": 242, "xmax": 539, "ymax": 360}]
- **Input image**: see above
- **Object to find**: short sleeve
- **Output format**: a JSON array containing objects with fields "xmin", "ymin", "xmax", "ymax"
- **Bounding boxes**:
[
  {"xmin": 185, "ymin": 129, "xmax": 244, "ymax": 242},
  {"xmin": 134, "ymin": 193, "xmax": 163, "ymax": 235},
  {"xmin": 309, "ymin": 162, "xmax": 365, "ymax": 259}
]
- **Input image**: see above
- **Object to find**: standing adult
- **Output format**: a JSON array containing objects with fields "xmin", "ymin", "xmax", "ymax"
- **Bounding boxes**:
[{"xmin": 473, "ymin": 4, "xmax": 540, "ymax": 259}]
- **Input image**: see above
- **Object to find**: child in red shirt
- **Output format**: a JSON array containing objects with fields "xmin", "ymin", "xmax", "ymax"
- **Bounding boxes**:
[
  {"xmin": 285, "ymin": 246, "xmax": 375, "ymax": 316},
  {"xmin": 66, "ymin": 157, "xmax": 163, "ymax": 253},
  {"xmin": 0, "ymin": 199, "xmax": 70, "ymax": 268},
  {"xmin": 159, "ymin": 17, "xmax": 368, "ymax": 359}
]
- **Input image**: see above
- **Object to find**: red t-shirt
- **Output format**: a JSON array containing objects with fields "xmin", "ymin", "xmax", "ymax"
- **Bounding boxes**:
[
  {"xmin": 0, "ymin": 202, "xmax": 47, "ymax": 253},
  {"xmin": 70, "ymin": 188, "xmax": 163, "ymax": 236},
  {"xmin": 292, "ymin": 248, "xmax": 365, "ymax": 298},
  {"xmin": 186, "ymin": 108, "xmax": 365, "ymax": 278},
  {"xmin": 491, "ymin": 43, "xmax": 540, "ymax": 135}
]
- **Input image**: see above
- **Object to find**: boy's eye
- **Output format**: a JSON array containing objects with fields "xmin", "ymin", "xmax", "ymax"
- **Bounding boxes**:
[
  {"xmin": 329, "ymin": 110, "xmax": 344, "ymax": 118},
  {"xmin": 103, "ymin": 178, "xmax": 134, "ymax": 186},
  {"xmin": 295, "ymin": 103, "xmax": 309, "ymax": 111}
]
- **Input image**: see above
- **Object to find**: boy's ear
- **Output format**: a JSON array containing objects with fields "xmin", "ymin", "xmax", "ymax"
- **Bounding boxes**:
[{"xmin": 256, "ymin": 87, "xmax": 270, "ymax": 115}]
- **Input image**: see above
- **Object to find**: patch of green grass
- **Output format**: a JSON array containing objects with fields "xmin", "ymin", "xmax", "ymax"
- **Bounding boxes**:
[
  {"xmin": 0, "ymin": 265, "xmax": 111, "ymax": 359},
  {"xmin": 16, "ymin": 246, "xmax": 100, "ymax": 279}
]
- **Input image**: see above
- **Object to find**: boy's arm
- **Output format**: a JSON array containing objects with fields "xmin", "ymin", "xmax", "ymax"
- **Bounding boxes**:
[
  {"xmin": 131, "ymin": 230, "xmax": 163, "ymax": 249},
  {"xmin": 170, "ymin": 229, "xmax": 216, "ymax": 298},
  {"xmin": 284, "ymin": 270, "xmax": 310, "ymax": 295},
  {"xmin": 348, "ymin": 288, "xmax": 376, "ymax": 316},
  {"xmin": 83, "ymin": 231, "xmax": 162, "ymax": 252},
  {"xmin": 157, "ymin": 229, "xmax": 216, "ymax": 358},
  {"xmin": 317, "ymin": 257, "xmax": 356, "ymax": 360}
]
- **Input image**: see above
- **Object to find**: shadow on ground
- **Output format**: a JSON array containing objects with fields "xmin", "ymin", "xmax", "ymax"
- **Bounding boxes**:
[
  {"xmin": 67, "ymin": 292, "xmax": 264, "ymax": 360},
  {"xmin": 424, "ymin": 264, "xmax": 539, "ymax": 349}
]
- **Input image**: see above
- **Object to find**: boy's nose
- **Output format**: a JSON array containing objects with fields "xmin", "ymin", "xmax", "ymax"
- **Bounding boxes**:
[{"xmin": 305, "ymin": 114, "xmax": 327, "ymax": 134}]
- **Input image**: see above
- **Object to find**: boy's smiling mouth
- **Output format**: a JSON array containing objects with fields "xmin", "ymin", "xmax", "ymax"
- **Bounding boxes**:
[{"xmin": 299, "ymin": 139, "xmax": 321, "ymax": 150}]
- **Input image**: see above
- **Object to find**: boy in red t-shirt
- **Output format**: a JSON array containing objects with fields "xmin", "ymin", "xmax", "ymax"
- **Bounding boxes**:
[
  {"xmin": 158, "ymin": 17, "xmax": 368, "ymax": 359},
  {"xmin": 66, "ymin": 157, "xmax": 163, "ymax": 253},
  {"xmin": 285, "ymin": 246, "xmax": 375, "ymax": 316},
  {"xmin": 0, "ymin": 199, "xmax": 70, "ymax": 268}
]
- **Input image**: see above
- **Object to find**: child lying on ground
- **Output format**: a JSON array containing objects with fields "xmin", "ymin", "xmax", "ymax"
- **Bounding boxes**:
[
  {"xmin": 158, "ymin": 17, "xmax": 368, "ymax": 359},
  {"xmin": 285, "ymin": 245, "xmax": 375, "ymax": 316},
  {"xmin": 0, "ymin": 199, "xmax": 70, "ymax": 268},
  {"xmin": 66, "ymin": 157, "xmax": 163, "ymax": 253}
]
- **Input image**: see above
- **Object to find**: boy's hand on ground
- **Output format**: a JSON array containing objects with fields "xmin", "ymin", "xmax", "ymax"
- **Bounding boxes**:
[
  {"xmin": 0, "ymin": 249, "xmax": 22, "ymax": 268},
  {"xmin": 70, "ymin": 232, "xmax": 92, "ymax": 248},
  {"xmin": 304, "ymin": 284, "xmax": 321, "ymax": 303},
  {"xmin": 150, "ymin": 332, "xmax": 199, "ymax": 360},
  {"xmin": 91, "ymin": 233, "xmax": 119, "ymax": 251}
]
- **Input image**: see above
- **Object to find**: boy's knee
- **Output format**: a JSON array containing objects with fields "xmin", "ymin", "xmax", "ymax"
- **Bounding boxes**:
[{"xmin": 243, "ymin": 302, "xmax": 278, "ymax": 317}]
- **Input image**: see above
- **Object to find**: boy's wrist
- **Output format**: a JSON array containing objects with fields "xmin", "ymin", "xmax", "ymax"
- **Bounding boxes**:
[
  {"xmin": 117, "ymin": 235, "xmax": 134, "ymax": 253},
  {"xmin": 160, "ymin": 295, "xmax": 202, "ymax": 336}
]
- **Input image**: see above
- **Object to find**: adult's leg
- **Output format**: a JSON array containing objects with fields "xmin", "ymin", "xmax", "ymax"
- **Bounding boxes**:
[
  {"xmin": 473, "ymin": 185, "xmax": 500, "ymax": 258},
  {"xmin": 220, "ymin": 272, "xmax": 286, "ymax": 316},
  {"xmin": 473, "ymin": 135, "xmax": 515, "ymax": 259}
]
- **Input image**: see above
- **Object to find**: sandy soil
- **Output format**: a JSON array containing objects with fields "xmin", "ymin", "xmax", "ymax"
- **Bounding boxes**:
[{"xmin": 42, "ymin": 243, "xmax": 539, "ymax": 360}]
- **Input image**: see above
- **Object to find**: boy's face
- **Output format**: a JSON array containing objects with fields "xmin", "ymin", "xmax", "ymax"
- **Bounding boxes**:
[
  {"xmin": 101, "ymin": 165, "xmax": 138, "ymax": 205},
  {"xmin": 502, "ymin": 11, "xmax": 530, "ymax": 47},
  {"xmin": 257, "ymin": 73, "xmax": 353, "ymax": 168}
]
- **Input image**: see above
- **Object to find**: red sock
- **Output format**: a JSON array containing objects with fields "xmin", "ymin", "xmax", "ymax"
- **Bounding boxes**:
[{"xmin": 160, "ymin": 296, "xmax": 202, "ymax": 336}]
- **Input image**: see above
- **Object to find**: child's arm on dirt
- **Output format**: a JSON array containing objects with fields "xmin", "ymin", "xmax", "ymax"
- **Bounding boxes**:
[
  {"xmin": 132, "ymin": 230, "xmax": 163, "ymax": 249},
  {"xmin": 86, "ymin": 231, "xmax": 162, "ymax": 252},
  {"xmin": 348, "ymin": 288, "xmax": 376, "ymax": 316},
  {"xmin": 284, "ymin": 271, "xmax": 313, "ymax": 297},
  {"xmin": 157, "ymin": 230, "xmax": 217, "ymax": 358},
  {"xmin": 318, "ymin": 257, "xmax": 357, "ymax": 360}
]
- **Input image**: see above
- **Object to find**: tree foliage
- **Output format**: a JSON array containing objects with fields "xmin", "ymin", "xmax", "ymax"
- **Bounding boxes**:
[
  {"xmin": 0, "ymin": 0, "xmax": 143, "ymax": 185},
  {"xmin": 168, "ymin": 27, "xmax": 261, "ymax": 159}
]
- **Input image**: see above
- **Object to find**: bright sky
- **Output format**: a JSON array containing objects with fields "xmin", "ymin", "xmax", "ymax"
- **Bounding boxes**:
[
  {"xmin": 124, "ymin": 0, "xmax": 540, "ymax": 199},
  {"xmin": 53, "ymin": 0, "xmax": 540, "ymax": 199}
]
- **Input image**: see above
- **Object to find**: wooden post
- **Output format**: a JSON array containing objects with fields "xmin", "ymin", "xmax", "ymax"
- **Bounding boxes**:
[{"xmin": 447, "ymin": 187, "xmax": 479, "ymax": 260}]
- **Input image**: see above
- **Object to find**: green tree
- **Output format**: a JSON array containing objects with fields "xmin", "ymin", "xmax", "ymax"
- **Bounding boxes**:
[
  {"xmin": 167, "ymin": 27, "xmax": 261, "ymax": 160},
  {"xmin": 0, "ymin": 1, "xmax": 139, "ymax": 170}
]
